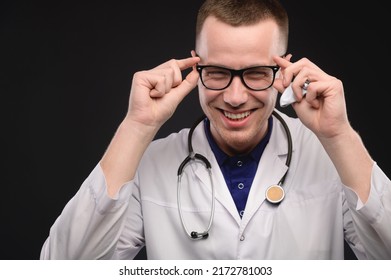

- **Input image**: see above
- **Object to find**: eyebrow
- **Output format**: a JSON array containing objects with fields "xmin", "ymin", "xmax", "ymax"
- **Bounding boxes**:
[{"xmin": 195, "ymin": 52, "xmax": 287, "ymax": 65}]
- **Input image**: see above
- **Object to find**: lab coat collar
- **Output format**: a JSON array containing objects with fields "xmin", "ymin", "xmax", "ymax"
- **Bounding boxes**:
[{"xmin": 189, "ymin": 110, "xmax": 293, "ymax": 226}]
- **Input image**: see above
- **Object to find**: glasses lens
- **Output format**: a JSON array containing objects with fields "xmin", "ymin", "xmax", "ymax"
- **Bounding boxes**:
[
  {"xmin": 200, "ymin": 66, "xmax": 231, "ymax": 90},
  {"xmin": 243, "ymin": 67, "xmax": 275, "ymax": 90}
]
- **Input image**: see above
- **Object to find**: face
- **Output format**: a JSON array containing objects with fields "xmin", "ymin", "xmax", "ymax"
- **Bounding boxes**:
[{"xmin": 195, "ymin": 16, "xmax": 284, "ymax": 156}]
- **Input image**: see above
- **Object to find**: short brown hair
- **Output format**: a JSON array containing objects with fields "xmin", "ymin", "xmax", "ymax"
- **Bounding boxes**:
[{"xmin": 196, "ymin": 0, "xmax": 289, "ymax": 51}]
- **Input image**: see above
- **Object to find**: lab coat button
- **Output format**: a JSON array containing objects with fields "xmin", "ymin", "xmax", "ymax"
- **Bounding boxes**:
[{"xmin": 240, "ymin": 235, "xmax": 245, "ymax": 241}]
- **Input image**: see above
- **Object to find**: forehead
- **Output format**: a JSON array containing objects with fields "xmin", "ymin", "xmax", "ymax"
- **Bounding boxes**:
[{"xmin": 196, "ymin": 16, "xmax": 283, "ymax": 66}]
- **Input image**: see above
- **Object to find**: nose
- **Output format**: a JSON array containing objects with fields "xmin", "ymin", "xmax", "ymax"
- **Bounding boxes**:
[{"xmin": 223, "ymin": 76, "xmax": 248, "ymax": 107}]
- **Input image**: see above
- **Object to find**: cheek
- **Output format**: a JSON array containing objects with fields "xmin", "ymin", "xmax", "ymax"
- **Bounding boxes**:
[
  {"xmin": 270, "ymin": 90, "xmax": 279, "ymax": 103},
  {"xmin": 198, "ymin": 89, "xmax": 207, "ymax": 108},
  {"xmin": 198, "ymin": 88, "xmax": 219, "ymax": 107},
  {"xmin": 252, "ymin": 89, "xmax": 278, "ymax": 103}
]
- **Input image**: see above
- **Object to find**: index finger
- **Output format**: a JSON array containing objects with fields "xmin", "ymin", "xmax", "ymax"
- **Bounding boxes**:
[
  {"xmin": 273, "ymin": 55, "xmax": 292, "ymax": 68},
  {"xmin": 177, "ymin": 56, "xmax": 201, "ymax": 71},
  {"xmin": 153, "ymin": 56, "xmax": 200, "ymax": 72},
  {"xmin": 273, "ymin": 55, "xmax": 294, "ymax": 87}
]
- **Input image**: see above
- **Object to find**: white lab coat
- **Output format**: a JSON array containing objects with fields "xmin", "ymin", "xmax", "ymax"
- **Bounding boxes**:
[{"xmin": 40, "ymin": 110, "xmax": 391, "ymax": 259}]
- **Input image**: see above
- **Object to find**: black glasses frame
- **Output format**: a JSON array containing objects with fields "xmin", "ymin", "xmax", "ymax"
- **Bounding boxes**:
[{"xmin": 196, "ymin": 64, "xmax": 280, "ymax": 91}]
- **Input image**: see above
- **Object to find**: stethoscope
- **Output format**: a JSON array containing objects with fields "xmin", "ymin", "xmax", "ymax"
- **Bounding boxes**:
[{"xmin": 177, "ymin": 110, "xmax": 292, "ymax": 240}]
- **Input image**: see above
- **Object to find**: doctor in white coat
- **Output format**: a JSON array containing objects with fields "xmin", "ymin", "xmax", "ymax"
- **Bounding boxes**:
[{"xmin": 40, "ymin": 0, "xmax": 391, "ymax": 259}]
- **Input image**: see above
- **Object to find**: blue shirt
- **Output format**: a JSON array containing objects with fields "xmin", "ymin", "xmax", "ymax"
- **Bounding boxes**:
[{"xmin": 204, "ymin": 117, "xmax": 273, "ymax": 218}]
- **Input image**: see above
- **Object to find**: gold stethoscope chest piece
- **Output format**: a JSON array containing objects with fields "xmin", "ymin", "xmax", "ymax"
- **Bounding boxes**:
[{"xmin": 265, "ymin": 184, "xmax": 285, "ymax": 204}]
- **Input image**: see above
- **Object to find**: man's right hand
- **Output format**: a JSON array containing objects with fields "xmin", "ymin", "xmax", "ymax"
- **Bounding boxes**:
[{"xmin": 125, "ymin": 56, "xmax": 200, "ymax": 132}]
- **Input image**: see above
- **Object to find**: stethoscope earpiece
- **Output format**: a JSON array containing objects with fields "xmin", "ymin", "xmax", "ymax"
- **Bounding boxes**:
[{"xmin": 191, "ymin": 231, "xmax": 209, "ymax": 239}]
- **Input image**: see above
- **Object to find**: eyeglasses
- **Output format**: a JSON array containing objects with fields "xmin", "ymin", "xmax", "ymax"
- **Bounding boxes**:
[{"xmin": 196, "ymin": 65, "xmax": 280, "ymax": 91}]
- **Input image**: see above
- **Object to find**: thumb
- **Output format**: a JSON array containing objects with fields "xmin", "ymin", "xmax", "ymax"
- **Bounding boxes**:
[
  {"xmin": 273, "ymin": 77, "xmax": 286, "ymax": 93},
  {"xmin": 170, "ymin": 67, "xmax": 200, "ymax": 104}
]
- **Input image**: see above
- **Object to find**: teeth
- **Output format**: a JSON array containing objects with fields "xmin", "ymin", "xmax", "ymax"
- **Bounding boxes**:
[{"xmin": 224, "ymin": 111, "xmax": 251, "ymax": 120}]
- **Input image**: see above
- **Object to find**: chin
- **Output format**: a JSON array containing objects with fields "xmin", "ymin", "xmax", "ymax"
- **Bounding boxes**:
[{"xmin": 223, "ymin": 130, "xmax": 258, "ymax": 155}]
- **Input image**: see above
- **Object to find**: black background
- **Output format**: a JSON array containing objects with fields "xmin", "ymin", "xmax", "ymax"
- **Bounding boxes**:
[{"xmin": 1, "ymin": 1, "xmax": 389, "ymax": 260}]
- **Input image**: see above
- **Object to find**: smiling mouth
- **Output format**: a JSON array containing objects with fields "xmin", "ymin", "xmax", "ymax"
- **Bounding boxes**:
[{"xmin": 224, "ymin": 111, "xmax": 251, "ymax": 121}]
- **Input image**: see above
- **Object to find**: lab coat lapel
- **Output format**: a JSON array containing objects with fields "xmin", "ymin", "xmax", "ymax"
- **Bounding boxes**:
[
  {"xmin": 241, "ymin": 113, "xmax": 291, "ymax": 223},
  {"xmin": 191, "ymin": 122, "xmax": 242, "ymax": 225}
]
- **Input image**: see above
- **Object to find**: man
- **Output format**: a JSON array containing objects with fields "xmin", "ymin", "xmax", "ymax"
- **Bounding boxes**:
[{"xmin": 40, "ymin": 0, "xmax": 391, "ymax": 259}]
